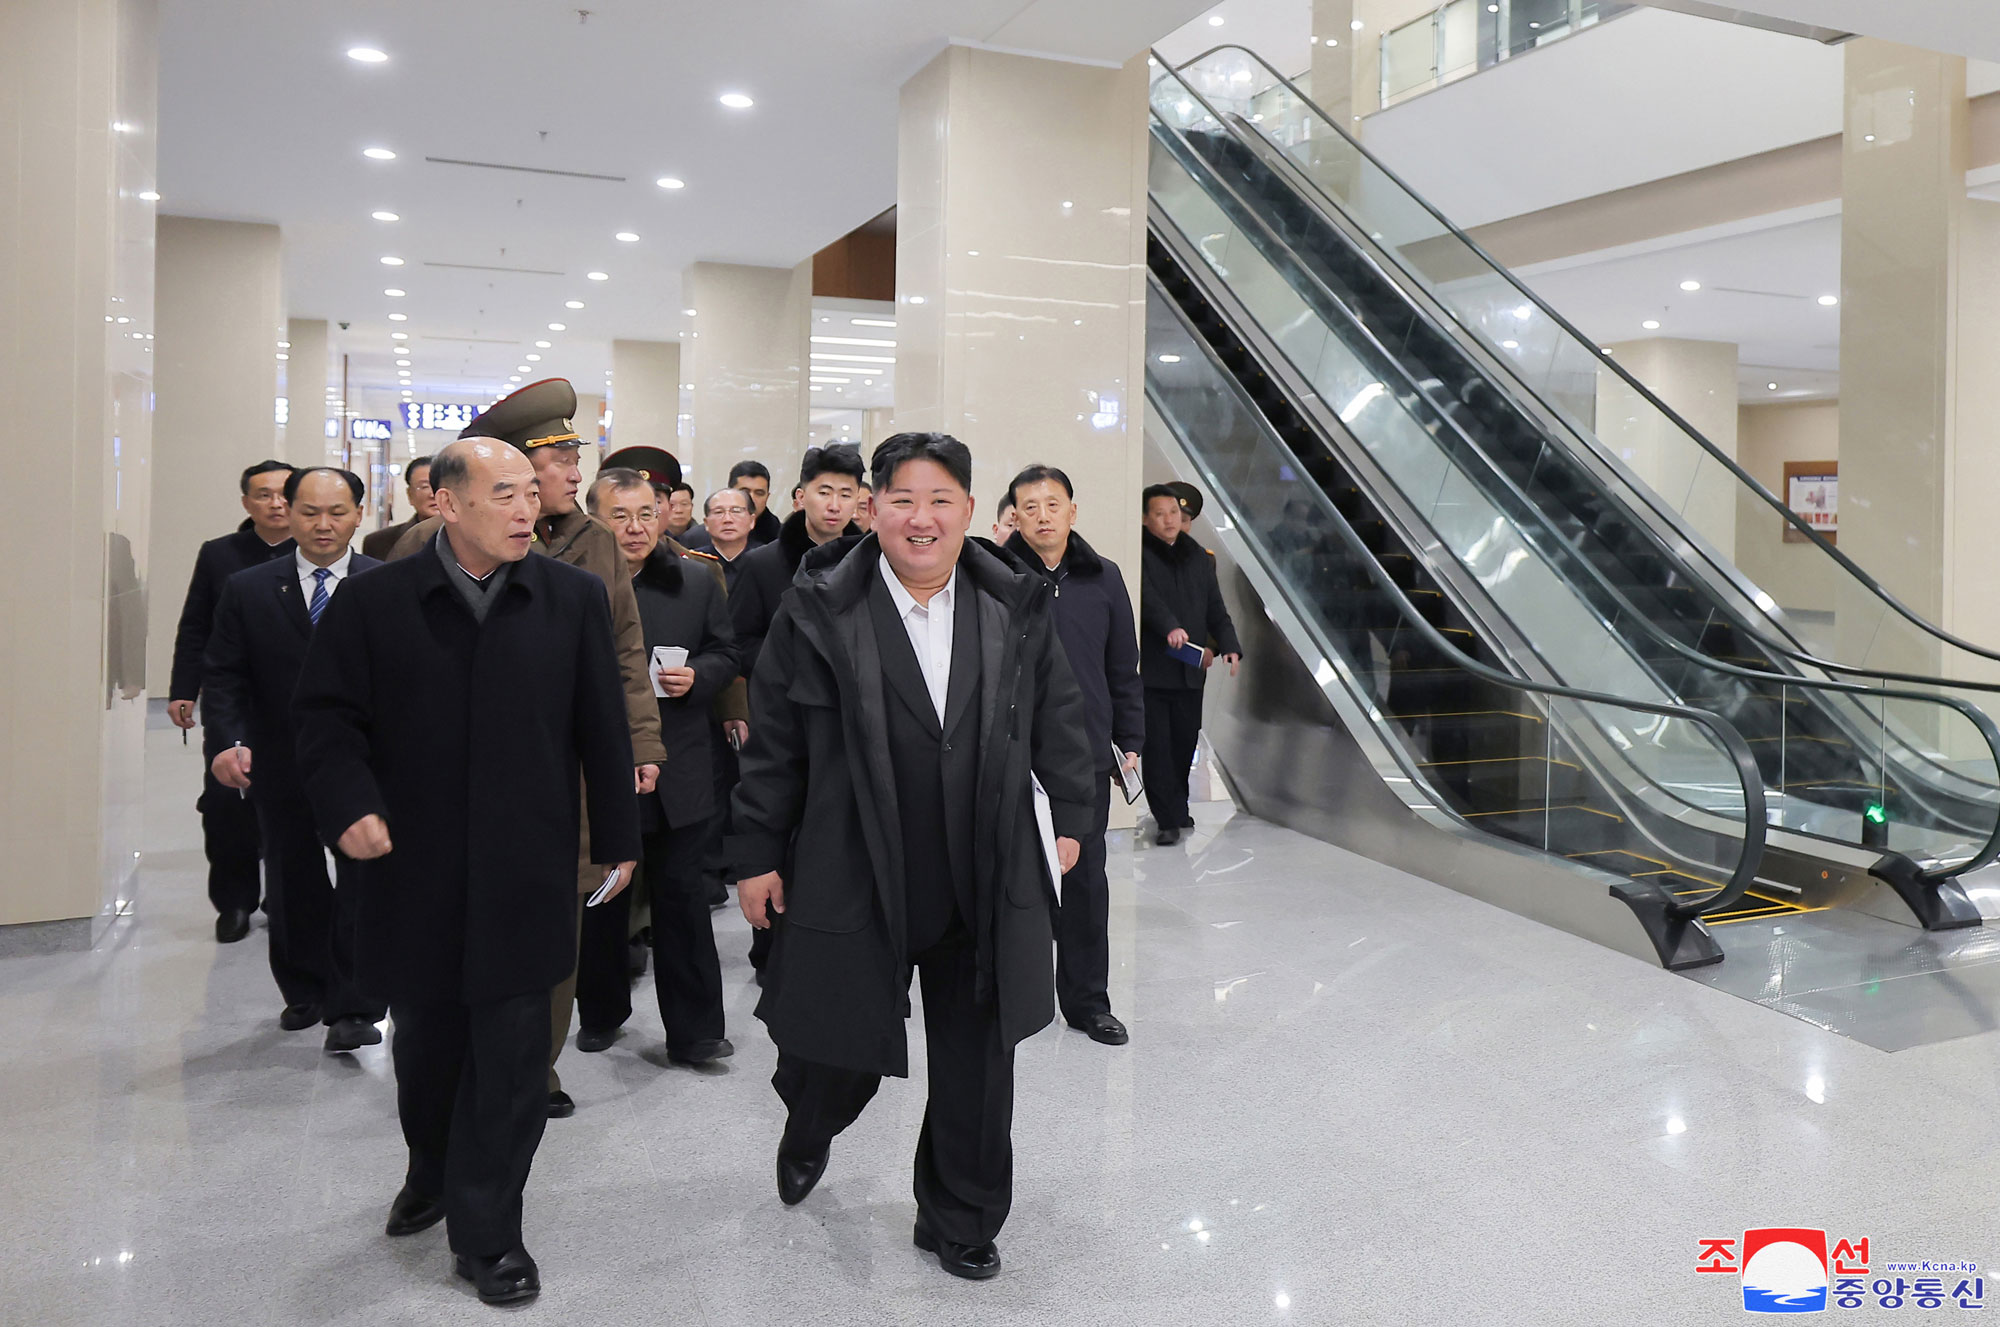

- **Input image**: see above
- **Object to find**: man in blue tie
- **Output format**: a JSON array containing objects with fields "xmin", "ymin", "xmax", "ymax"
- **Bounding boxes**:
[{"xmin": 203, "ymin": 467, "xmax": 387, "ymax": 1051}]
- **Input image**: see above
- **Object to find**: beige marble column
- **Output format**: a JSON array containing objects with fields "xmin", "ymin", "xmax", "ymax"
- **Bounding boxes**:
[
  {"xmin": 895, "ymin": 45, "xmax": 1150, "ymax": 584},
  {"xmin": 0, "ymin": 0, "xmax": 157, "ymax": 942},
  {"xmin": 1594, "ymin": 337, "xmax": 1741, "ymax": 560},
  {"xmin": 279, "ymin": 317, "xmax": 329, "ymax": 469},
  {"xmin": 1835, "ymin": 40, "xmax": 1966, "ymax": 674},
  {"xmin": 145, "ymin": 217, "xmax": 283, "ymax": 692},
  {"xmin": 1311, "ymin": 0, "xmax": 1357, "ymax": 134},
  {"xmin": 680, "ymin": 262, "xmax": 810, "ymax": 493},
  {"xmin": 610, "ymin": 337, "xmax": 682, "ymax": 464}
]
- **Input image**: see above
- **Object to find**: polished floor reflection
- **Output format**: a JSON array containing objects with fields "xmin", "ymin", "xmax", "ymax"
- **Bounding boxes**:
[{"xmin": 7, "ymin": 725, "xmax": 2000, "ymax": 1324}]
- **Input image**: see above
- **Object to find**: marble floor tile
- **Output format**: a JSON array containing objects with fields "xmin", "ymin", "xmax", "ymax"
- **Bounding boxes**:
[{"xmin": 7, "ymin": 728, "xmax": 2000, "ymax": 1325}]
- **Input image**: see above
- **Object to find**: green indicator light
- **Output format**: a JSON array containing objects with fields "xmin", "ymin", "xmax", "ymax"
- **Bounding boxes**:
[{"xmin": 1864, "ymin": 803, "xmax": 1888, "ymax": 825}]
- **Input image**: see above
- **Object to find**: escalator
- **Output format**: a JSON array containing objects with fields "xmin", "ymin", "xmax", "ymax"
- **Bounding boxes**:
[{"xmin": 1144, "ymin": 49, "xmax": 2000, "ymax": 940}]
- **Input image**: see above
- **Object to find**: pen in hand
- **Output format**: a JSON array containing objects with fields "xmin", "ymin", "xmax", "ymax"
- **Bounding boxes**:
[{"xmin": 232, "ymin": 741, "xmax": 247, "ymax": 799}]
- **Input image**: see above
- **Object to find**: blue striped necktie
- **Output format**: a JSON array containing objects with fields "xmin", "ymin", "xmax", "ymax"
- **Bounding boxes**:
[{"xmin": 308, "ymin": 567, "xmax": 332, "ymax": 625}]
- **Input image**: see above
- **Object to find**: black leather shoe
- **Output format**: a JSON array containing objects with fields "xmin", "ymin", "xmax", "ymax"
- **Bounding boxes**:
[
  {"xmin": 278, "ymin": 1002, "xmax": 322, "ymax": 1032},
  {"xmin": 454, "ymin": 1246, "xmax": 540, "ymax": 1305},
  {"xmin": 776, "ymin": 1143, "xmax": 829, "ymax": 1206},
  {"xmin": 1070, "ymin": 1013, "xmax": 1129, "ymax": 1046},
  {"xmin": 668, "ymin": 1037, "xmax": 734, "ymax": 1066},
  {"xmin": 914, "ymin": 1221, "xmax": 1001, "ymax": 1280},
  {"xmin": 576, "ymin": 1027, "xmax": 618, "ymax": 1053},
  {"xmin": 546, "ymin": 1090, "xmax": 575, "ymax": 1119},
  {"xmin": 216, "ymin": 908, "xmax": 252, "ymax": 943},
  {"xmin": 383, "ymin": 1185, "xmax": 444, "ymax": 1237},
  {"xmin": 1155, "ymin": 827, "xmax": 1181, "ymax": 846},
  {"xmin": 324, "ymin": 1016, "xmax": 383, "ymax": 1053}
]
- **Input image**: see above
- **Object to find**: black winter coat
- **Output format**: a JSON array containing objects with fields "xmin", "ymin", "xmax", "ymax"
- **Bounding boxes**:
[
  {"xmin": 631, "ymin": 543, "xmax": 741, "ymax": 829},
  {"xmin": 730, "ymin": 510, "xmax": 863, "ymax": 678},
  {"xmin": 202, "ymin": 552, "xmax": 382, "ymax": 804},
  {"xmin": 728, "ymin": 535, "xmax": 1096, "ymax": 1078},
  {"xmin": 292, "ymin": 537, "xmax": 642, "ymax": 1004},
  {"xmin": 1003, "ymin": 531, "xmax": 1144, "ymax": 771},
  {"xmin": 169, "ymin": 526, "xmax": 296, "ymax": 703},
  {"xmin": 1139, "ymin": 529, "xmax": 1243, "ymax": 691}
]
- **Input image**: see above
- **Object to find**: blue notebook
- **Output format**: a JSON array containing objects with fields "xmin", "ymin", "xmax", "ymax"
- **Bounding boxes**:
[{"xmin": 1167, "ymin": 640, "xmax": 1205, "ymax": 668}]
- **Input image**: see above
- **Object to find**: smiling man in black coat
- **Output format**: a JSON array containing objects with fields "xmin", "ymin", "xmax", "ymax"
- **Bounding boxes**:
[
  {"xmin": 203, "ymin": 467, "xmax": 384, "ymax": 1052},
  {"xmin": 731, "ymin": 432, "xmax": 1095, "ymax": 1282},
  {"xmin": 292, "ymin": 439, "xmax": 640, "ymax": 1308}
]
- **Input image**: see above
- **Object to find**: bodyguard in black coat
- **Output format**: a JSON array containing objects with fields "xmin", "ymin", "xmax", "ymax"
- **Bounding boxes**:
[
  {"xmin": 1002, "ymin": 465, "xmax": 1145, "ymax": 1046},
  {"xmin": 203, "ymin": 467, "xmax": 385, "ymax": 1051},
  {"xmin": 291, "ymin": 440, "xmax": 640, "ymax": 1305},
  {"xmin": 167, "ymin": 459, "xmax": 296, "ymax": 937},
  {"xmin": 730, "ymin": 446, "xmax": 866, "ymax": 679},
  {"xmin": 1138, "ymin": 485, "xmax": 1243, "ymax": 844},
  {"xmin": 730, "ymin": 434, "xmax": 1095, "ymax": 1281}
]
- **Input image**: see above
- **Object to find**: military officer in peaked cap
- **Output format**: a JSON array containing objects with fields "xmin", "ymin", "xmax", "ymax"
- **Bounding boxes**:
[{"xmin": 387, "ymin": 379, "xmax": 667, "ymax": 1118}]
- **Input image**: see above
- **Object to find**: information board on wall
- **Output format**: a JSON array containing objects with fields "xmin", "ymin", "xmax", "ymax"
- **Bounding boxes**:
[
  {"xmin": 401, "ymin": 401, "xmax": 481, "ymax": 433},
  {"xmin": 1783, "ymin": 461, "xmax": 1837, "ymax": 545}
]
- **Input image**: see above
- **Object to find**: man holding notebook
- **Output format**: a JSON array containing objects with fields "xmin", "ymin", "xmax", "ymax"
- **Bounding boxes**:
[{"xmin": 1003, "ymin": 465, "xmax": 1145, "ymax": 1047}]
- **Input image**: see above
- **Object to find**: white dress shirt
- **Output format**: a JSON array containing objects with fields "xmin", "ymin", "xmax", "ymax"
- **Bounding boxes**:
[
  {"xmin": 296, "ymin": 547, "xmax": 355, "ymax": 603},
  {"xmin": 879, "ymin": 555, "xmax": 957, "ymax": 725}
]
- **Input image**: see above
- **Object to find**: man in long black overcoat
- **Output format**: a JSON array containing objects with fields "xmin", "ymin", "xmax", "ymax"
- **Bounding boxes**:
[
  {"xmin": 292, "ymin": 439, "xmax": 640, "ymax": 1307},
  {"xmin": 730, "ymin": 432, "xmax": 1096, "ymax": 1282}
]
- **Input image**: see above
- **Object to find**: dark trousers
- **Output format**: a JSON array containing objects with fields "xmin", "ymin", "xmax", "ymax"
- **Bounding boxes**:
[
  {"xmin": 772, "ymin": 928, "xmax": 1014, "ymax": 1246},
  {"xmin": 577, "ymin": 817, "xmax": 725, "ymax": 1052},
  {"xmin": 1143, "ymin": 687, "xmax": 1205, "ymax": 831},
  {"xmin": 1055, "ymin": 774, "xmax": 1113, "ymax": 1024},
  {"xmin": 391, "ymin": 990, "xmax": 551, "ymax": 1257},
  {"xmin": 255, "ymin": 794, "xmax": 382, "ymax": 1022},
  {"xmin": 198, "ymin": 770, "xmax": 261, "ymax": 914}
]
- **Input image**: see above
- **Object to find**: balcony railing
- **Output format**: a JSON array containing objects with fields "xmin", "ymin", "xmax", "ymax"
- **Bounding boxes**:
[{"xmin": 1380, "ymin": 0, "xmax": 1633, "ymax": 108}]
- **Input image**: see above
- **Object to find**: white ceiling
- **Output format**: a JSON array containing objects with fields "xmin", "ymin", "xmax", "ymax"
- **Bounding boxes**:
[
  {"xmin": 158, "ymin": 0, "xmax": 1211, "ymax": 407},
  {"xmin": 1156, "ymin": 0, "xmax": 1314, "ymax": 79}
]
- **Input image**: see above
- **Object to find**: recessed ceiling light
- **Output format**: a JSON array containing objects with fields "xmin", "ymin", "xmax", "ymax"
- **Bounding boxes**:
[
  {"xmin": 517, "ymin": 365, "xmax": 532, "ymax": 373},
  {"xmin": 380, "ymin": 255, "xmax": 404, "ymax": 266},
  {"xmin": 1642, "ymin": 319, "xmax": 1661, "ymax": 330},
  {"xmin": 1351, "ymin": 17, "xmax": 1364, "ymax": 29},
  {"xmin": 347, "ymin": 47, "xmax": 389, "ymax": 63},
  {"xmin": 275, "ymin": 353, "xmax": 289, "ymax": 361},
  {"xmin": 1208, "ymin": 14, "xmax": 1224, "ymax": 26},
  {"xmin": 525, "ymin": 354, "xmax": 541, "ymax": 362},
  {"xmin": 384, "ymin": 287, "xmax": 405, "ymax": 297},
  {"xmin": 1157, "ymin": 354, "xmax": 1182, "ymax": 363},
  {"xmin": 1680, "ymin": 279, "xmax": 1701, "ymax": 292},
  {"xmin": 402, "ymin": 389, "xmax": 413, "ymax": 395},
  {"xmin": 372, "ymin": 210, "xmax": 400, "ymax": 222},
  {"xmin": 389, "ymin": 312, "xmax": 407, "ymax": 321},
  {"xmin": 614, "ymin": 231, "xmax": 639, "ymax": 242},
  {"xmin": 565, "ymin": 300, "xmax": 584, "ymax": 309},
  {"xmin": 363, "ymin": 146, "xmax": 397, "ymax": 160},
  {"xmin": 1324, "ymin": 36, "xmax": 1340, "ymax": 46},
  {"xmin": 278, "ymin": 341, "xmax": 290, "ymax": 349},
  {"xmin": 656, "ymin": 177, "xmax": 685, "ymax": 190},
  {"xmin": 535, "ymin": 340, "xmax": 551, "ymax": 348},
  {"xmin": 391, "ymin": 331, "xmax": 408, "ymax": 340},
  {"xmin": 509, "ymin": 375, "xmax": 521, "ymax": 382},
  {"xmin": 719, "ymin": 92, "xmax": 754, "ymax": 109},
  {"xmin": 586, "ymin": 271, "xmax": 608, "ymax": 281},
  {"xmin": 1501, "ymin": 339, "xmax": 1519, "ymax": 349},
  {"xmin": 909, "ymin": 295, "xmax": 926, "ymax": 305},
  {"xmin": 138, "ymin": 190, "xmax": 160, "ymax": 201},
  {"xmin": 396, "ymin": 359, "xmax": 411, "ymax": 367},
  {"xmin": 1818, "ymin": 294, "xmax": 1839, "ymax": 306},
  {"xmin": 548, "ymin": 322, "xmax": 566, "ymax": 331},
  {"xmin": 1768, "ymin": 381, "xmax": 1779, "ymax": 390}
]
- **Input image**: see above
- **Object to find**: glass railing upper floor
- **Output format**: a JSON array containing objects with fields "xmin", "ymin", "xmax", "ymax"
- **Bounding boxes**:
[
  {"xmin": 1377, "ymin": 0, "xmax": 1633, "ymax": 109},
  {"xmin": 1160, "ymin": 43, "xmax": 2000, "ymax": 717}
]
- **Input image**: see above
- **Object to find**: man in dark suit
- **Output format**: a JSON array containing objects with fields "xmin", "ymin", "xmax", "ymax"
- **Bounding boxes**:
[
  {"xmin": 293, "ymin": 438, "xmax": 640, "ymax": 1307},
  {"xmin": 680, "ymin": 487, "xmax": 755, "ymax": 590},
  {"xmin": 575, "ymin": 469, "xmax": 741, "ymax": 1063},
  {"xmin": 167, "ymin": 458, "xmax": 295, "ymax": 942},
  {"xmin": 204, "ymin": 467, "xmax": 386, "ymax": 1051},
  {"xmin": 730, "ymin": 458, "xmax": 782, "ymax": 546},
  {"xmin": 1003, "ymin": 464, "xmax": 1145, "ymax": 1047},
  {"xmin": 1139, "ymin": 483, "xmax": 1242, "ymax": 846},
  {"xmin": 361, "ymin": 454, "xmax": 435, "ymax": 560},
  {"xmin": 732, "ymin": 432, "xmax": 1096, "ymax": 1281}
]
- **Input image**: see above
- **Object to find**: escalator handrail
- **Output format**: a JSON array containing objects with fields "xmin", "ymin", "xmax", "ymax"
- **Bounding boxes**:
[
  {"xmin": 1160, "ymin": 42, "xmax": 2000, "ymax": 681},
  {"xmin": 1146, "ymin": 76, "xmax": 2000, "ymax": 881},
  {"xmin": 1144, "ymin": 266, "xmax": 1770, "ymax": 923}
]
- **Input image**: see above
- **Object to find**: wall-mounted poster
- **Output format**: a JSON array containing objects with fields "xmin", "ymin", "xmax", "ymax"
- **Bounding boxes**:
[{"xmin": 1783, "ymin": 460, "xmax": 1837, "ymax": 545}]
